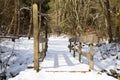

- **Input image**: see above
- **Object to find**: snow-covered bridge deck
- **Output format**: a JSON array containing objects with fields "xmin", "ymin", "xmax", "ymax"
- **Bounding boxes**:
[
  {"xmin": 41, "ymin": 37, "xmax": 89, "ymax": 72},
  {"xmin": 9, "ymin": 36, "xmax": 117, "ymax": 80}
]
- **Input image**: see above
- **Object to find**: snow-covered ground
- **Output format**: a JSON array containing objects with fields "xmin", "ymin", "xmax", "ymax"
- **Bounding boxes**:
[
  {"xmin": 0, "ymin": 36, "xmax": 120, "ymax": 80},
  {"xmin": 0, "ymin": 38, "xmax": 34, "ymax": 80}
]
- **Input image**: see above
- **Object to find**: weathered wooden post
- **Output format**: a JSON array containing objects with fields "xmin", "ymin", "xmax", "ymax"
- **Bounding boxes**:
[
  {"xmin": 42, "ymin": 41, "xmax": 46, "ymax": 61},
  {"xmin": 33, "ymin": 3, "xmax": 39, "ymax": 72},
  {"xmin": 89, "ymin": 44, "xmax": 94, "ymax": 70},
  {"xmin": 69, "ymin": 39, "xmax": 72, "ymax": 53},
  {"xmin": 78, "ymin": 42, "xmax": 82, "ymax": 62},
  {"xmin": 45, "ymin": 23, "xmax": 48, "ymax": 57},
  {"xmin": 73, "ymin": 41, "xmax": 76, "ymax": 57}
]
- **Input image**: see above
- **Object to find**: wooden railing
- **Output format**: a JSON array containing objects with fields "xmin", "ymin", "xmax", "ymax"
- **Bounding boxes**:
[
  {"xmin": 39, "ymin": 35, "xmax": 48, "ymax": 62},
  {"xmin": 68, "ymin": 34, "xmax": 98, "ymax": 70}
]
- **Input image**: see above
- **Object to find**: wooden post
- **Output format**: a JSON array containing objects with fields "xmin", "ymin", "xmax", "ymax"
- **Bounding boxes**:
[
  {"xmin": 73, "ymin": 41, "xmax": 76, "ymax": 57},
  {"xmin": 78, "ymin": 42, "xmax": 82, "ymax": 62},
  {"xmin": 45, "ymin": 23, "xmax": 48, "ymax": 56},
  {"xmin": 69, "ymin": 40, "xmax": 72, "ymax": 53},
  {"xmin": 33, "ymin": 3, "xmax": 39, "ymax": 72},
  {"xmin": 89, "ymin": 44, "xmax": 94, "ymax": 70},
  {"xmin": 42, "ymin": 42, "xmax": 46, "ymax": 61}
]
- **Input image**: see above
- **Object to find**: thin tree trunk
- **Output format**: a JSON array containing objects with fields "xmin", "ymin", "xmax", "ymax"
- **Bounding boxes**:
[
  {"xmin": 4, "ymin": 16, "xmax": 14, "ymax": 36},
  {"xmin": 38, "ymin": 0, "xmax": 41, "ymax": 34},
  {"xmin": 45, "ymin": 23, "xmax": 48, "ymax": 56},
  {"xmin": 27, "ymin": 8, "xmax": 33, "ymax": 39},
  {"xmin": 104, "ymin": 0, "xmax": 113, "ymax": 42},
  {"xmin": 14, "ymin": 0, "xmax": 17, "ymax": 36},
  {"xmin": 17, "ymin": 0, "xmax": 20, "ymax": 36}
]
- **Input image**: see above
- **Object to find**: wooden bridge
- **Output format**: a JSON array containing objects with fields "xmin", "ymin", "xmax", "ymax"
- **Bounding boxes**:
[{"xmin": 0, "ymin": 3, "xmax": 99, "ymax": 72}]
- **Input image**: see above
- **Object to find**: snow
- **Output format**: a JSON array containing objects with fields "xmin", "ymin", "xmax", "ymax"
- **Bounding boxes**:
[
  {"xmin": 0, "ymin": 36, "xmax": 119, "ymax": 80},
  {"xmin": 0, "ymin": 38, "xmax": 34, "ymax": 79}
]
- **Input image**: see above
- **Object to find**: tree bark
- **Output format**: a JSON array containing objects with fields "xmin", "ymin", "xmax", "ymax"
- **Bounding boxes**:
[
  {"xmin": 104, "ymin": 0, "xmax": 113, "ymax": 42},
  {"xmin": 14, "ymin": 0, "xmax": 17, "ymax": 36},
  {"xmin": 27, "ymin": 8, "xmax": 33, "ymax": 39},
  {"xmin": 17, "ymin": 0, "xmax": 20, "ymax": 36},
  {"xmin": 38, "ymin": 0, "xmax": 41, "ymax": 34}
]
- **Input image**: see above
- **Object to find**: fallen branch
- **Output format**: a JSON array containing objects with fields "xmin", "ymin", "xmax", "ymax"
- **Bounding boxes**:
[{"xmin": 0, "ymin": 36, "xmax": 19, "ymax": 39}]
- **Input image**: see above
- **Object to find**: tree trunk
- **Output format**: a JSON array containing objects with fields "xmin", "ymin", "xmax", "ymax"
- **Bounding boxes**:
[
  {"xmin": 17, "ymin": 0, "xmax": 20, "ymax": 36},
  {"xmin": 14, "ymin": 0, "xmax": 17, "ymax": 36},
  {"xmin": 104, "ymin": 0, "xmax": 113, "ymax": 42},
  {"xmin": 4, "ymin": 16, "xmax": 14, "ymax": 36},
  {"xmin": 45, "ymin": 23, "xmax": 48, "ymax": 56},
  {"xmin": 27, "ymin": 8, "xmax": 33, "ymax": 39},
  {"xmin": 38, "ymin": 0, "xmax": 41, "ymax": 34}
]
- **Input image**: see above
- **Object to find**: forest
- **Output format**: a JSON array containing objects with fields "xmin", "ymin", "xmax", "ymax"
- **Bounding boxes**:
[{"xmin": 0, "ymin": 0, "xmax": 120, "ymax": 42}]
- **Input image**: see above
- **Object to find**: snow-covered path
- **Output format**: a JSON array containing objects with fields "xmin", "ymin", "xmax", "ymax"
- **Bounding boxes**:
[
  {"xmin": 9, "ymin": 37, "xmax": 117, "ymax": 80},
  {"xmin": 41, "ymin": 37, "xmax": 89, "ymax": 71}
]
